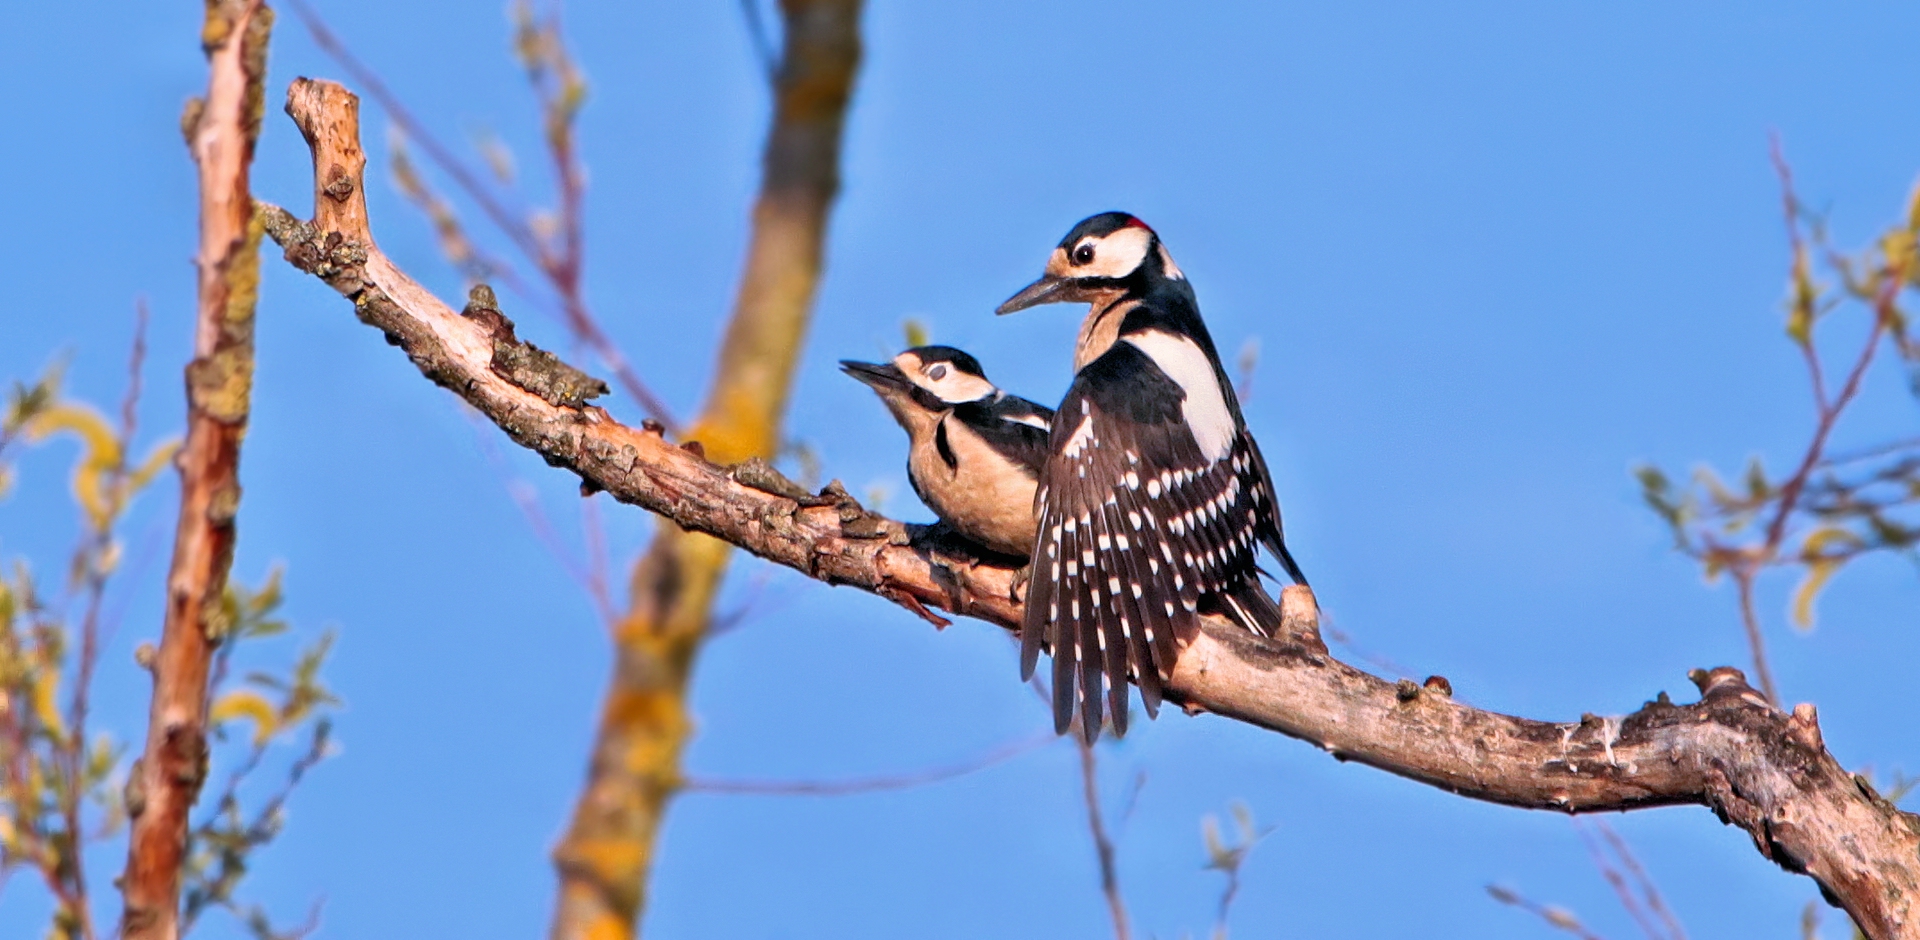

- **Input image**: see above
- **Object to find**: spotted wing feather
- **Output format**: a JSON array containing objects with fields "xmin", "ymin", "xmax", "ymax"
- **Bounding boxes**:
[{"xmin": 1026, "ymin": 343, "xmax": 1281, "ymax": 740}]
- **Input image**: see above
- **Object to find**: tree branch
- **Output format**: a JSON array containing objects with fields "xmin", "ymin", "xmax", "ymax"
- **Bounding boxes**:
[
  {"xmin": 120, "ymin": 3, "xmax": 273, "ymax": 938},
  {"xmin": 261, "ymin": 78, "xmax": 1920, "ymax": 940}
]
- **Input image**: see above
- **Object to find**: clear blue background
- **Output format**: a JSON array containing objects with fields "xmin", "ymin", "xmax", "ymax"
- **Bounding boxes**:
[{"xmin": 3, "ymin": 2, "xmax": 1917, "ymax": 937}]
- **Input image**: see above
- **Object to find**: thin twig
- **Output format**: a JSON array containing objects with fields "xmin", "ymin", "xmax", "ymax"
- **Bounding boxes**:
[
  {"xmin": 467, "ymin": 418, "xmax": 614, "ymax": 625},
  {"xmin": 54, "ymin": 302, "xmax": 151, "ymax": 940},
  {"xmin": 738, "ymin": 0, "xmax": 779, "ymax": 81},
  {"xmin": 1820, "ymin": 436, "xmax": 1920, "ymax": 469},
  {"xmin": 1773, "ymin": 136, "xmax": 1831, "ymax": 412},
  {"xmin": 683, "ymin": 732, "xmax": 1054, "ymax": 796},
  {"xmin": 578, "ymin": 494, "xmax": 616, "ymax": 629},
  {"xmin": 1594, "ymin": 821, "xmax": 1687, "ymax": 940},
  {"xmin": 1714, "ymin": 139, "xmax": 1903, "ymax": 705},
  {"xmin": 1076, "ymin": 731, "xmax": 1131, "ymax": 940},
  {"xmin": 1488, "ymin": 885, "xmax": 1612, "ymax": 940},
  {"xmin": 1572, "ymin": 819, "xmax": 1664, "ymax": 940},
  {"xmin": 1732, "ymin": 571, "xmax": 1780, "ymax": 705}
]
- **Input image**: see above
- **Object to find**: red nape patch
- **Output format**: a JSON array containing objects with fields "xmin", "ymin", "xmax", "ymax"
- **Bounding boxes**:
[{"xmin": 1123, "ymin": 216, "xmax": 1153, "ymax": 231}]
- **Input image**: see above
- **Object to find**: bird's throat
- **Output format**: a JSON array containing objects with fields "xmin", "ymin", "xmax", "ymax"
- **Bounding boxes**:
[{"xmin": 1074, "ymin": 296, "xmax": 1135, "ymax": 372}]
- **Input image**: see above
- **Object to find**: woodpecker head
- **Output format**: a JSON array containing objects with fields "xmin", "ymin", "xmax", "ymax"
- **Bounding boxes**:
[
  {"xmin": 996, "ymin": 212, "xmax": 1184, "ymax": 315},
  {"xmin": 841, "ymin": 346, "xmax": 999, "ymax": 429}
]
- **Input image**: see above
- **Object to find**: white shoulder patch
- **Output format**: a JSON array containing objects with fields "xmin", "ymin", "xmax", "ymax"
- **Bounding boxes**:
[
  {"xmin": 1009, "ymin": 411, "xmax": 1052, "ymax": 431},
  {"xmin": 1061, "ymin": 414, "xmax": 1097, "ymax": 458},
  {"xmin": 1156, "ymin": 244, "xmax": 1184, "ymax": 280},
  {"xmin": 1124, "ymin": 330, "xmax": 1234, "ymax": 462}
]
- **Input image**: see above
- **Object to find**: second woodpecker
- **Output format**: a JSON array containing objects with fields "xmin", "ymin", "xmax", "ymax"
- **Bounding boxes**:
[
  {"xmin": 998, "ymin": 212, "xmax": 1308, "ymax": 741},
  {"xmin": 841, "ymin": 346, "xmax": 1054, "ymax": 557}
]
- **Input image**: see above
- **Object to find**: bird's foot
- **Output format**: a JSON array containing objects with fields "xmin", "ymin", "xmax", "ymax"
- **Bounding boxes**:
[{"xmin": 1007, "ymin": 564, "xmax": 1031, "ymax": 605}]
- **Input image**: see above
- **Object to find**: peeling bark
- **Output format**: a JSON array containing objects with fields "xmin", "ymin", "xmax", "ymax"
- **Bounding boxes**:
[
  {"xmin": 263, "ymin": 76, "xmax": 1920, "ymax": 940},
  {"xmin": 119, "ymin": 3, "xmax": 273, "ymax": 939}
]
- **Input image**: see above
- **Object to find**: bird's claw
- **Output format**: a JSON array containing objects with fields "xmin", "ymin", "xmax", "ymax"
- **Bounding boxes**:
[{"xmin": 1008, "ymin": 564, "xmax": 1031, "ymax": 605}]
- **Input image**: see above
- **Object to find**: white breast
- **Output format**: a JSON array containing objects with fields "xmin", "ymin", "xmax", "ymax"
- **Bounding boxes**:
[{"xmin": 1124, "ymin": 330, "xmax": 1235, "ymax": 462}]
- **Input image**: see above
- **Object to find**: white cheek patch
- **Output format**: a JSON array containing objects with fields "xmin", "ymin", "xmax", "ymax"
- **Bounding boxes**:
[
  {"xmin": 1082, "ymin": 227, "xmax": 1153, "ymax": 278},
  {"xmin": 926, "ymin": 371, "xmax": 995, "ymax": 403},
  {"xmin": 1124, "ymin": 330, "xmax": 1235, "ymax": 462},
  {"xmin": 1156, "ymin": 244, "xmax": 1184, "ymax": 280}
]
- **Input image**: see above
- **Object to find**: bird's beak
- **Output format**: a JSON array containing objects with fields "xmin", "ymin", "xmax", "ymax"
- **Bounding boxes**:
[
  {"xmin": 996, "ymin": 274, "xmax": 1072, "ymax": 315},
  {"xmin": 838, "ymin": 359, "xmax": 911, "ymax": 393}
]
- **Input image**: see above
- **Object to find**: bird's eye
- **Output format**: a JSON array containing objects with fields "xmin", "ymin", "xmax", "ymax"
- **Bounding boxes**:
[
  {"xmin": 1072, "ymin": 243, "xmax": 1096, "ymax": 265},
  {"xmin": 929, "ymin": 364, "xmax": 948, "ymax": 381}
]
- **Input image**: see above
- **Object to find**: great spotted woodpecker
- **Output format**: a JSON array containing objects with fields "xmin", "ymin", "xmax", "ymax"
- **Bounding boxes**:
[
  {"xmin": 840, "ymin": 346, "xmax": 1054, "ymax": 557},
  {"xmin": 998, "ymin": 212, "xmax": 1308, "ymax": 741}
]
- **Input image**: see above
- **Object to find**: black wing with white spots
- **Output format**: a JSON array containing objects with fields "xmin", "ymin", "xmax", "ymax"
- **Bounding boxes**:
[{"xmin": 1021, "ymin": 342, "xmax": 1286, "ymax": 741}]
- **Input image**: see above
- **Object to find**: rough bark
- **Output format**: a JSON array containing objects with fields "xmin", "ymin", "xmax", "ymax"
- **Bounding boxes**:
[
  {"xmin": 261, "ymin": 78, "xmax": 1920, "ymax": 940},
  {"xmin": 544, "ymin": 2, "xmax": 863, "ymax": 938},
  {"xmin": 119, "ymin": 3, "xmax": 273, "ymax": 938}
]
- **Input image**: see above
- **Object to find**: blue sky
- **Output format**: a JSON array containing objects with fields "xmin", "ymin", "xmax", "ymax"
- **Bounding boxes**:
[{"xmin": 3, "ymin": 2, "xmax": 1918, "ymax": 938}]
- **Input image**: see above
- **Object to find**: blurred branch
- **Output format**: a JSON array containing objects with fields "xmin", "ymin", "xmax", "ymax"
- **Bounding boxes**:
[
  {"xmin": 682, "ymin": 731, "xmax": 1053, "ymax": 796},
  {"xmin": 120, "ymin": 3, "xmax": 273, "ymax": 938},
  {"xmin": 0, "ymin": 314, "xmax": 165, "ymax": 938},
  {"xmin": 1499, "ymin": 822, "xmax": 1685, "ymax": 940},
  {"xmin": 55, "ymin": 305, "xmax": 152, "ymax": 940},
  {"xmin": 1489, "ymin": 884, "xmax": 1612, "ymax": 940},
  {"xmin": 262, "ymin": 77, "xmax": 1920, "ymax": 940},
  {"xmin": 1201, "ymin": 802, "xmax": 1271, "ymax": 940},
  {"xmin": 738, "ymin": 0, "xmax": 780, "ymax": 81},
  {"xmin": 1568, "ymin": 820, "xmax": 1683, "ymax": 940},
  {"xmin": 541, "ymin": 1, "xmax": 863, "ymax": 937}
]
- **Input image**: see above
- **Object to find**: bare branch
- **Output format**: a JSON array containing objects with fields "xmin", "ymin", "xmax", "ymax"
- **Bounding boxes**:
[
  {"xmin": 1076, "ymin": 734, "xmax": 1131, "ymax": 940},
  {"xmin": 261, "ymin": 78, "xmax": 1920, "ymax": 940},
  {"xmin": 1489, "ymin": 884, "xmax": 1613, "ymax": 940},
  {"xmin": 119, "ymin": 3, "xmax": 273, "ymax": 938},
  {"xmin": 1590, "ymin": 821, "xmax": 1688, "ymax": 940},
  {"xmin": 1571, "ymin": 820, "xmax": 1667, "ymax": 940},
  {"xmin": 287, "ymin": 0, "xmax": 682, "ymax": 430},
  {"xmin": 1732, "ymin": 572, "xmax": 1779, "ymax": 705}
]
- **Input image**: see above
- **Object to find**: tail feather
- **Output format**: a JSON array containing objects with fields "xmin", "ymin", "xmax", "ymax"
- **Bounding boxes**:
[
  {"xmin": 1272, "ymin": 539, "xmax": 1309, "ymax": 588},
  {"xmin": 1220, "ymin": 579, "xmax": 1283, "ymax": 638}
]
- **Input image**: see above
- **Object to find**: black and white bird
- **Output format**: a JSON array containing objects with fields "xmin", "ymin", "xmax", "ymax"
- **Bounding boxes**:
[
  {"xmin": 998, "ymin": 212, "xmax": 1308, "ymax": 741},
  {"xmin": 840, "ymin": 346, "xmax": 1055, "ymax": 557}
]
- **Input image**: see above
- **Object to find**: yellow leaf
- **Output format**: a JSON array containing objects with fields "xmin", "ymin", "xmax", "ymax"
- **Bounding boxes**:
[
  {"xmin": 32, "ymin": 667, "xmax": 64, "ymax": 742},
  {"xmin": 1801, "ymin": 526, "xmax": 1863, "ymax": 556},
  {"xmin": 1886, "ymin": 229, "xmax": 1915, "ymax": 272},
  {"xmin": 210, "ymin": 689, "xmax": 278, "ymax": 746},
  {"xmin": 902, "ymin": 318, "xmax": 930, "ymax": 349},
  {"xmin": 129, "ymin": 439, "xmax": 181, "ymax": 492},
  {"xmin": 1786, "ymin": 244, "xmax": 1818, "ymax": 347},
  {"xmin": 1907, "ymin": 178, "xmax": 1920, "ymax": 235},
  {"xmin": 1791, "ymin": 527, "xmax": 1861, "ymax": 631},
  {"xmin": 25, "ymin": 402, "xmax": 123, "ymax": 529},
  {"xmin": 1791, "ymin": 559, "xmax": 1841, "ymax": 631}
]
